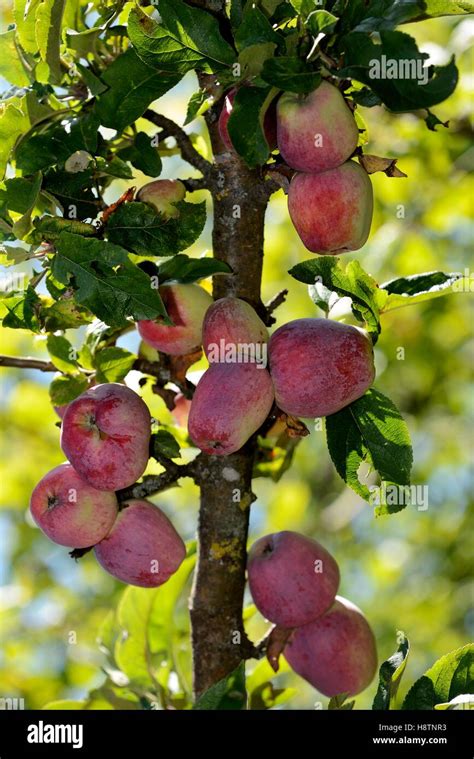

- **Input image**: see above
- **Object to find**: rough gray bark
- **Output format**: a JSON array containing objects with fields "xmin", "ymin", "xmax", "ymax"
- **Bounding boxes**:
[{"xmin": 189, "ymin": 84, "xmax": 270, "ymax": 697}]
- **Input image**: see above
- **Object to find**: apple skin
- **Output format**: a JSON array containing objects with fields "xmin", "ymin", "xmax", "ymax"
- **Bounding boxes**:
[
  {"xmin": 284, "ymin": 596, "xmax": 378, "ymax": 697},
  {"xmin": 94, "ymin": 499, "xmax": 186, "ymax": 587},
  {"xmin": 188, "ymin": 363, "xmax": 274, "ymax": 455},
  {"xmin": 137, "ymin": 179, "xmax": 186, "ymax": 219},
  {"xmin": 268, "ymin": 318, "xmax": 375, "ymax": 418},
  {"xmin": 61, "ymin": 383, "xmax": 151, "ymax": 491},
  {"xmin": 203, "ymin": 297, "xmax": 269, "ymax": 362},
  {"xmin": 277, "ymin": 81, "xmax": 359, "ymax": 173},
  {"xmin": 30, "ymin": 463, "xmax": 118, "ymax": 548},
  {"xmin": 288, "ymin": 161, "xmax": 373, "ymax": 254},
  {"xmin": 137, "ymin": 283, "xmax": 213, "ymax": 356},
  {"xmin": 219, "ymin": 88, "xmax": 277, "ymax": 151},
  {"xmin": 248, "ymin": 531, "xmax": 340, "ymax": 628},
  {"xmin": 171, "ymin": 392, "xmax": 192, "ymax": 428}
]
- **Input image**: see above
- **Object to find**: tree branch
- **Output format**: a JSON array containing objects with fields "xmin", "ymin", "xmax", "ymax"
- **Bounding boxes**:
[
  {"xmin": 181, "ymin": 177, "xmax": 209, "ymax": 192},
  {"xmin": 265, "ymin": 289, "xmax": 289, "ymax": 326},
  {"xmin": 117, "ymin": 454, "xmax": 202, "ymax": 502},
  {"xmin": 0, "ymin": 355, "xmax": 57, "ymax": 372},
  {"xmin": 188, "ymin": 72, "xmax": 271, "ymax": 699},
  {"xmin": 0, "ymin": 355, "xmax": 195, "ymax": 397},
  {"xmin": 143, "ymin": 109, "xmax": 212, "ymax": 180}
]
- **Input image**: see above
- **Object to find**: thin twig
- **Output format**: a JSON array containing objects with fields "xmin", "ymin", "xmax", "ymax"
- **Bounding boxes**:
[
  {"xmin": 0, "ymin": 355, "xmax": 57, "ymax": 372},
  {"xmin": 181, "ymin": 177, "xmax": 209, "ymax": 192},
  {"xmin": 117, "ymin": 453, "xmax": 203, "ymax": 502},
  {"xmin": 143, "ymin": 110, "xmax": 212, "ymax": 180},
  {"xmin": 266, "ymin": 289, "xmax": 289, "ymax": 317}
]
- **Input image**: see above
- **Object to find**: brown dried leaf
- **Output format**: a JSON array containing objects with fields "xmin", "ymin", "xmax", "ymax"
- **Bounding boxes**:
[
  {"xmin": 283, "ymin": 413, "xmax": 310, "ymax": 439},
  {"xmin": 359, "ymin": 154, "xmax": 407, "ymax": 178},
  {"xmin": 266, "ymin": 625, "xmax": 295, "ymax": 673}
]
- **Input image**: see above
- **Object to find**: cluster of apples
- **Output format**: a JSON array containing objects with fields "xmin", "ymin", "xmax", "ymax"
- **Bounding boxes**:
[
  {"xmin": 30, "ymin": 383, "xmax": 186, "ymax": 587},
  {"xmin": 219, "ymin": 80, "xmax": 374, "ymax": 255},
  {"xmin": 137, "ymin": 283, "xmax": 375, "ymax": 454},
  {"xmin": 248, "ymin": 531, "xmax": 378, "ymax": 697}
]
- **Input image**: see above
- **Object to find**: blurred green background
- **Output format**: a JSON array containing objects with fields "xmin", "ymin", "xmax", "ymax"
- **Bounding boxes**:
[{"xmin": 0, "ymin": 12, "xmax": 473, "ymax": 709}]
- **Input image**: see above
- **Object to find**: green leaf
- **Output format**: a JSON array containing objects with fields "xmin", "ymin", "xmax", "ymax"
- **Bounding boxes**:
[
  {"xmin": 261, "ymin": 0, "xmax": 285, "ymax": 14},
  {"xmin": 238, "ymin": 41, "xmax": 278, "ymax": 78},
  {"xmin": 380, "ymin": 271, "xmax": 465, "ymax": 311},
  {"xmin": 434, "ymin": 694, "xmax": 474, "ymax": 710},
  {"xmin": 41, "ymin": 299, "xmax": 93, "ymax": 330},
  {"xmin": 0, "ymin": 30, "xmax": 30, "ymax": 87},
  {"xmin": 117, "ymin": 132, "xmax": 162, "ymax": 177},
  {"xmin": 339, "ymin": 0, "xmax": 422, "ymax": 33},
  {"xmin": 261, "ymin": 57, "xmax": 321, "ymax": 93},
  {"xmin": 151, "ymin": 430, "xmax": 181, "ymax": 460},
  {"xmin": 76, "ymin": 62, "xmax": 108, "ymax": 96},
  {"xmin": 128, "ymin": 4, "xmax": 235, "ymax": 74},
  {"xmin": 65, "ymin": 27, "xmax": 102, "ymax": 58},
  {"xmin": 33, "ymin": 215, "xmax": 97, "ymax": 242},
  {"xmin": 402, "ymin": 644, "xmax": 474, "ymax": 710},
  {"xmin": 289, "ymin": 256, "xmax": 384, "ymax": 340},
  {"xmin": 49, "ymin": 373, "xmax": 88, "ymax": 405},
  {"xmin": 306, "ymin": 9, "xmax": 338, "ymax": 36},
  {"xmin": 157, "ymin": 253, "xmax": 232, "ymax": 284},
  {"xmin": 42, "ymin": 168, "xmax": 98, "ymax": 221},
  {"xmin": 115, "ymin": 549, "xmax": 196, "ymax": 687},
  {"xmin": 95, "ymin": 156, "xmax": 133, "ymax": 181},
  {"xmin": 0, "ymin": 173, "xmax": 43, "ymax": 240},
  {"xmin": 413, "ymin": 0, "xmax": 474, "ymax": 19},
  {"xmin": 0, "ymin": 93, "xmax": 53, "ymax": 179},
  {"xmin": 14, "ymin": 0, "xmax": 39, "ymax": 55},
  {"xmin": 93, "ymin": 347, "xmax": 136, "ymax": 383},
  {"xmin": 234, "ymin": 4, "xmax": 283, "ymax": 52},
  {"xmin": 184, "ymin": 89, "xmax": 215, "ymax": 126},
  {"xmin": 106, "ymin": 201, "xmax": 206, "ymax": 257},
  {"xmin": 94, "ymin": 47, "xmax": 181, "ymax": 132},
  {"xmin": 328, "ymin": 693, "xmax": 355, "ymax": 710},
  {"xmin": 46, "ymin": 334, "xmax": 78, "ymax": 373},
  {"xmin": 373, "ymin": 632, "xmax": 410, "ymax": 710},
  {"xmin": 1, "ymin": 286, "xmax": 41, "ymax": 332},
  {"xmin": 15, "ymin": 113, "xmax": 100, "ymax": 174},
  {"xmin": 52, "ymin": 232, "xmax": 167, "ymax": 327},
  {"xmin": 326, "ymin": 389, "xmax": 413, "ymax": 513},
  {"xmin": 227, "ymin": 86, "xmax": 275, "ymax": 168},
  {"xmin": 35, "ymin": 0, "xmax": 67, "ymax": 83},
  {"xmin": 0, "ymin": 243, "xmax": 34, "ymax": 267},
  {"xmin": 193, "ymin": 662, "xmax": 247, "ymax": 710},
  {"xmin": 288, "ymin": 0, "xmax": 317, "ymax": 14},
  {"xmin": 339, "ymin": 31, "xmax": 459, "ymax": 111}
]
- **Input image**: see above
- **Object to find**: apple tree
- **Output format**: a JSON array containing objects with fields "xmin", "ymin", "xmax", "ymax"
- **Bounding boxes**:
[{"xmin": 0, "ymin": 0, "xmax": 473, "ymax": 709}]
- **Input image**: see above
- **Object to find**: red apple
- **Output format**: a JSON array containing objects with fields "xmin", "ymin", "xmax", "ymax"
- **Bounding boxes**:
[
  {"xmin": 203, "ymin": 297, "xmax": 269, "ymax": 364},
  {"xmin": 30, "ymin": 463, "xmax": 118, "ymax": 548},
  {"xmin": 94, "ymin": 499, "xmax": 186, "ymax": 587},
  {"xmin": 288, "ymin": 161, "xmax": 373, "ymax": 254},
  {"xmin": 248, "ymin": 531, "xmax": 340, "ymax": 628},
  {"xmin": 188, "ymin": 363, "xmax": 274, "ymax": 455},
  {"xmin": 285, "ymin": 596, "xmax": 378, "ymax": 697},
  {"xmin": 137, "ymin": 283, "xmax": 213, "ymax": 356},
  {"xmin": 269, "ymin": 318, "xmax": 375, "ymax": 418},
  {"xmin": 277, "ymin": 80, "xmax": 359, "ymax": 172},
  {"xmin": 61, "ymin": 383, "xmax": 151, "ymax": 491}
]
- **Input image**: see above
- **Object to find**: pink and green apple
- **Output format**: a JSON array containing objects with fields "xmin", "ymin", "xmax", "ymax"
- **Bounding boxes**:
[
  {"xmin": 61, "ymin": 383, "xmax": 151, "ymax": 491},
  {"xmin": 30, "ymin": 463, "xmax": 118, "ymax": 548}
]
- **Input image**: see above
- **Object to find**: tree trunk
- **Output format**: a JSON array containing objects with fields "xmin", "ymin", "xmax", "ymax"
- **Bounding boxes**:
[{"xmin": 189, "ymin": 98, "xmax": 269, "ymax": 697}]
